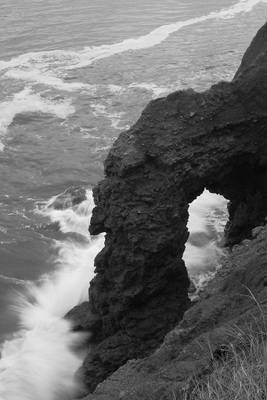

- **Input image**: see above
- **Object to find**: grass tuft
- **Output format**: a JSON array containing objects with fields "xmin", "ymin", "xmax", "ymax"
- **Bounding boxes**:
[
  {"xmin": 183, "ymin": 293, "xmax": 267, "ymax": 400},
  {"xmin": 187, "ymin": 336, "xmax": 267, "ymax": 400}
]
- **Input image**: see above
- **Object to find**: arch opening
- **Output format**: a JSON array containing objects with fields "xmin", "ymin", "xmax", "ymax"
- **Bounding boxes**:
[{"xmin": 183, "ymin": 189, "xmax": 229, "ymax": 297}]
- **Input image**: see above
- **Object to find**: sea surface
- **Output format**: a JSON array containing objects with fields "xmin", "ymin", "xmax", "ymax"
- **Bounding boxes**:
[{"xmin": 0, "ymin": 0, "xmax": 267, "ymax": 398}]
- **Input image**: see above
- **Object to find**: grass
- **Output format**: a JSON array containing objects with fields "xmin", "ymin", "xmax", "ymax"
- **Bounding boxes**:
[
  {"xmin": 186, "ymin": 333, "xmax": 267, "ymax": 400},
  {"xmin": 183, "ymin": 290, "xmax": 267, "ymax": 400}
]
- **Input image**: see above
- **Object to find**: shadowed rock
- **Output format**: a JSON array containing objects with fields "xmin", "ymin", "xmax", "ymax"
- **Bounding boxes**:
[
  {"xmin": 83, "ymin": 224, "xmax": 267, "ymax": 400},
  {"xmin": 72, "ymin": 22, "xmax": 267, "ymax": 392}
]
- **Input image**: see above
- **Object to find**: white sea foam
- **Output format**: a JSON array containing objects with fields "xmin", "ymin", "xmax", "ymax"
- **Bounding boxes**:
[
  {"xmin": 0, "ymin": 275, "xmax": 28, "ymax": 286},
  {"xmin": 0, "ymin": 226, "xmax": 7, "ymax": 234},
  {"xmin": 129, "ymin": 82, "xmax": 172, "ymax": 98},
  {"xmin": 0, "ymin": 0, "xmax": 264, "ymax": 394},
  {"xmin": 91, "ymin": 103, "xmax": 127, "ymax": 130},
  {"xmin": 107, "ymin": 84, "xmax": 125, "ymax": 94},
  {"xmin": 4, "ymin": 69, "xmax": 96, "ymax": 93},
  {"xmin": 0, "ymin": 49, "xmax": 80, "ymax": 72},
  {"xmin": 183, "ymin": 189, "xmax": 229, "ymax": 292},
  {"xmin": 0, "ymin": 87, "xmax": 74, "ymax": 151},
  {"xmin": 0, "ymin": 190, "xmax": 104, "ymax": 400},
  {"xmin": 64, "ymin": 0, "xmax": 267, "ymax": 70},
  {"xmin": 0, "ymin": 0, "xmax": 265, "ymax": 87}
]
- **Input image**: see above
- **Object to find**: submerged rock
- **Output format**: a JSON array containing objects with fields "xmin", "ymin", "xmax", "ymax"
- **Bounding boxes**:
[
  {"xmin": 71, "ymin": 22, "xmax": 267, "ymax": 393},
  {"xmin": 49, "ymin": 186, "xmax": 87, "ymax": 210}
]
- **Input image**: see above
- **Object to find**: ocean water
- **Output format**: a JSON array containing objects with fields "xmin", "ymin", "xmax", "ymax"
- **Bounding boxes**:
[{"xmin": 0, "ymin": 0, "xmax": 267, "ymax": 398}]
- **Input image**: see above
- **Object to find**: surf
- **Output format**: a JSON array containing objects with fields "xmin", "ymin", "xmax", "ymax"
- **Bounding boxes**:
[
  {"xmin": 183, "ymin": 190, "xmax": 229, "ymax": 295},
  {"xmin": 0, "ymin": 87, "xmax": 74, "ymax": 151},
  {"xmin": 0, "ymin": 190, "xmax": 104, "ymax": 400},
  {"xmin": 0, "ymin": 0, "xmax": 265, "ymax": 91}
]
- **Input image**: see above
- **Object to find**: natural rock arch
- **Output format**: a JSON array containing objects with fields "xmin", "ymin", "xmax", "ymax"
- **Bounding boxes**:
[{"xmin": 75, "ymin": 23, "xmax": 267, "ymax": 391}]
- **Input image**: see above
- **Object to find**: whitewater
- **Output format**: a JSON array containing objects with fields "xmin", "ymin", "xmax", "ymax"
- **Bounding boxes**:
[
  {"xmin": 0, "ymin": 190, "xmax": 105, "ymax": 399},
  {"xmin": 0, "ymin": 0, "xmax": 264, "ymax": 398},
  {"xmin": 0, "ymin": 187, "xmax": 227, "ymax": 400},
  {"xmin": 0, "ymin": 0, "xmax": 265, "ymax": 73},
  {"xmin": 0, "ymin": 0, "xmax": 267, "ymax": 151}
]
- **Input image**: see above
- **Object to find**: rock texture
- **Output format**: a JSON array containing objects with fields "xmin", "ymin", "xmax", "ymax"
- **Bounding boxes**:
[
  {"xmin": 84, "ymin": 224, "xmax": 267, "ymax": 400},
  {"xmin": 73, "ymin": 22, "xmax": 267, "ymax": 393}
]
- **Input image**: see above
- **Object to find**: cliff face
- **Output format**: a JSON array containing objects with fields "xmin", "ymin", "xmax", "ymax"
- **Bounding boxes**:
[
  {"xmin": 84, "ymin": 223, "xmax": 267, "ymax": 400},
  {"xmin": 72, "ymin": 22, "xmax": 267, "ymax": 393}
]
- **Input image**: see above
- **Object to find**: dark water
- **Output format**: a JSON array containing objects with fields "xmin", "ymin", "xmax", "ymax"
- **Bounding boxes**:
[
  {"xmin": 0, "ymin": 1, "xmax": 267, "ymax": 398},
  {"xmin": 0, "ymin": 0, "xmax": 266, "ymax": 347}
]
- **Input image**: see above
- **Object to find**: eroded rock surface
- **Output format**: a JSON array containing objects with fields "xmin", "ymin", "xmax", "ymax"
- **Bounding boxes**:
[
  {"xmin": 83, "ymin": 224, "xmax": 267, "ymax": 400},
  {"xmin": 72, "ymin": 22, "xmax": 267, "ymax": 392}
]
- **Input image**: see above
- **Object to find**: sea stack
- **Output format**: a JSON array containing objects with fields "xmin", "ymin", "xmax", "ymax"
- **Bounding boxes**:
[{"xmin": 71, "ymin": 22, "xmax": 267, "ymax": 394}]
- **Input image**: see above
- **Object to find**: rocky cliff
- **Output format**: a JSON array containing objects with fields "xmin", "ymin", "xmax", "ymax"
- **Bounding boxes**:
[
  {"xmin": 83, "ymin": 223, "xmax": 267, "ymax": 400},
  {"xmin": 70, "ymin": 22, "xmax": 267, "ymax": 395}
]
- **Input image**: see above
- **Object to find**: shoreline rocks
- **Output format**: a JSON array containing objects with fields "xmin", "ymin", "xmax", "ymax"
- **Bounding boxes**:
[
  {"xmin": 83, "ymin": 222, "xmax": 267, "ymax": 399},
  {"xmin": 70, "ymin": 22, "xmax": 267, "ymax": 394}
]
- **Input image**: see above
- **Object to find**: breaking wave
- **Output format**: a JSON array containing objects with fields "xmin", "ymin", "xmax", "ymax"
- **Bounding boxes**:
[
  {"xmin": 0, "ymin": 190, "xmax": 104, "ymax": 400},
  {"xmin": 183, "ymin": 190, "xmax": 229, "ymax": 293},
  {"xmin": 0, "ymin": 184, "xmax": 229, "ymax": 399}
]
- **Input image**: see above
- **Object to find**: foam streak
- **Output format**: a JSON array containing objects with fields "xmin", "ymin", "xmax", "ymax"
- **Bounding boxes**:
[
  {"xmin": 0, "ymin": 0, "xmax": 264, "ymax": 75},
  {"xmin": 0, "ymin": 190, "xmax": 104, "ymax": 400},
  {"xmin": 0, "ymin": 87, "xmax": 74, "ymax": 151}
]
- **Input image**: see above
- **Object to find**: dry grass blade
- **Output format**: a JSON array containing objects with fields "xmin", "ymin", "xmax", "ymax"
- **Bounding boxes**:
[{"xmin": 182, "ymin": 291, "xmax": 267, "ymax": 400}]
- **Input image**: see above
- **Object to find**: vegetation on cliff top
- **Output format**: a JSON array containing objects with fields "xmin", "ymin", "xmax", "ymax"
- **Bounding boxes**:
[{"xmin": 184, "ymin": 299, "xmax": 267, "ymax": 400}]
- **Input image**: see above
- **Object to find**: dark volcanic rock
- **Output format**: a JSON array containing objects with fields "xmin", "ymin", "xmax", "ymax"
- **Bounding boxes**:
[
  {"xmin": 83, "ymin": 224, "xmax": 267, "ymax": 400},
  {"xmin": 72, "ymin": 22, "xmax": 267, "ymax": 392}
]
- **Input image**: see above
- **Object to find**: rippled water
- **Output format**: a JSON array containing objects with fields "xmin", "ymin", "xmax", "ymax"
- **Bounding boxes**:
[{"xmin": 0, "ymin": 0, "xmax": 266, "ymax": 359}]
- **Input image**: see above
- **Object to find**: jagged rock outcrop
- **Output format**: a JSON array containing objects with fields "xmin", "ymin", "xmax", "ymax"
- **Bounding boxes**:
[
  {"xmin": 73, "ymin": 22, "xmax": 267, "ymax": 392},
  {"xmin": 84, "ymin": 224, "xmax": 267, "ymax": 400}
]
